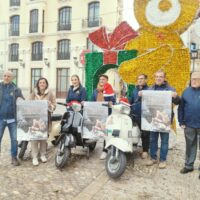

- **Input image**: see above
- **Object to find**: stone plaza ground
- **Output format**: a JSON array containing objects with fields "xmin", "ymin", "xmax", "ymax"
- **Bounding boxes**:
[{"xmin": 0, "ymin": 104, "xmax": 200, "ymax": 200}]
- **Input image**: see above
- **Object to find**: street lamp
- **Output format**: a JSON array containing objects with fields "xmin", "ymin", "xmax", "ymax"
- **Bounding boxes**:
[{"xmin": 190, "ymin": 50, "xmax": 198, "ymax": 72}]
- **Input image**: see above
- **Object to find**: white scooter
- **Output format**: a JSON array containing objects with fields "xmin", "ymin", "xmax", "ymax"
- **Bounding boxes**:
[{"xmin": 104, "ymin": 101, "xmax": 140, "ymax": 179}]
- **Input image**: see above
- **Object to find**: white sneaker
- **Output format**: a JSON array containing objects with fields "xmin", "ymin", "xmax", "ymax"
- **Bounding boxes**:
[
  {"xmin": 32, "ymin": 158, "xmax": 39, "ymax": 166},
  {"xmin": 40, "ymin": 156, "xmax": 47, "ymax": 163},
  {"xmin": 100, "ymin": 152, "xmax": 107, "ymax": 160}
]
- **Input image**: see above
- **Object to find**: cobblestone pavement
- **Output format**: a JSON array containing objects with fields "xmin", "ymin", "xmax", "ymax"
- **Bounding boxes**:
[{"xmin": 0, "ymin": 104, "xmax": 200, "ymax": 200}]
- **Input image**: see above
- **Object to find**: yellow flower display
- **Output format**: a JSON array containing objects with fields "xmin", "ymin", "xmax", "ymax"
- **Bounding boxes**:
[{"xmin": 119, "ymin": 0, "xmax": 199, "ymax": 95}]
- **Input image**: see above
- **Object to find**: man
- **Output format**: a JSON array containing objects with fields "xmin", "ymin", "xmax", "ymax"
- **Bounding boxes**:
[
  {"xmin": 178, "ymin": 72, "xmax": 200, "ymax": 176},
  {"xmin": 92, "ymin": 74, "xmax": 116, "ymax": 159},
  {"xmin": 129, "ymin": 74, "xmax": 150, "ymax": 159},
  {"xmin": 0, "ymin": 71, "xmax": 24, "ymax": 166},
  {"xmin": 145, "ymin": 70, "xmax": 180, "ymax": 169}
]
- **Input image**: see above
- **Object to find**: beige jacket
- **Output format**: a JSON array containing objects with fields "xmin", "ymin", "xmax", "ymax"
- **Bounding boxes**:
[{"xmin": 30, "ymin": 88, "xmax": 56, "ymax": 112}]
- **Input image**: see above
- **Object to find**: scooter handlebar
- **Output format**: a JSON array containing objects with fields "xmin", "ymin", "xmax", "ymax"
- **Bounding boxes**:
[{"xmin": 57, "ymin": 102, "xmax": 67, "ymax": 106}]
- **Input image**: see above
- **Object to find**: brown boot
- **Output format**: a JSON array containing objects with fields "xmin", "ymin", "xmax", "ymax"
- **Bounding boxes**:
[
  {"xmin": 12, "ymin": 157, "xmax": 20, "ymax": 166},
  {"xmin": 146, "ymin": 159, "xmax": 157, "ymax": 166},
  {"xmin": 159, "ymin": 161, "xmax": 167, "ymax": 169}
]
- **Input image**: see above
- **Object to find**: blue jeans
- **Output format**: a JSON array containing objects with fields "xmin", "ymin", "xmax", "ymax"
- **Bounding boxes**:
[
  {"xmin": 150, "ymin": 131, "xmax": 169, "ymax": 161},
  {"xmin": 0, "ymin": 120, "xmax": 18, "ymax": 157}
]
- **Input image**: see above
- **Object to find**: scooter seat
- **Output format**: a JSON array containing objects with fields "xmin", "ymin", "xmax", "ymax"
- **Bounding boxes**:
[{"xmin": 51, "ymin": 114, "xmax": 62, "ymax": 121}]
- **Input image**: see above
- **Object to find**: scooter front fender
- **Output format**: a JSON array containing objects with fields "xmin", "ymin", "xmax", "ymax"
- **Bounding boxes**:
[{"xmin": 105, "ymin": 138, "xmax": 133, "ymax": 153}]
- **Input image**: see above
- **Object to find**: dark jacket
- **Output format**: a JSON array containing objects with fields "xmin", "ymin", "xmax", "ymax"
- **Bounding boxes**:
[
  {"xmin": 0, "ymin": 82, "xmax": 24, "ymax": 120},
  {"xmin": 66, "ymin": 85, "xmax": 87, "ymax": 103},
  {"xmin": 129, "ymin": 84, "xmax": 148, "ymax": 121},
  {"xmin": 178, "ymin": 87, "xmax": 200, "ymax": 128}
]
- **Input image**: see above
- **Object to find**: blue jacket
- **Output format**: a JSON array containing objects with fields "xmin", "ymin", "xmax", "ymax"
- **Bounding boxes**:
[
  {"xmin": 129, "ymin": 85, "xmax": 148, "ymax": 121},
  {"xmin": 0, "ymin": 82, "xmax": 24, "ymax": 120},
  {"xmin": 66, "ymin": 85, "xmax": 87, "ymax": 103},
  {"xmin": 178, "ymin": 87, "xmax": 200, "ymax": 128}
]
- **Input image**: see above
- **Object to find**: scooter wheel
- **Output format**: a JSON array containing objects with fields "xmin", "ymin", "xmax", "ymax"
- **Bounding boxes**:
[
  {"xmin": 106, "ymin": 149, "xmax": 127, "ymax": 179},
  {"xmin": 55, "ymin": 138, "xmax": 71, "ymax": 169}
]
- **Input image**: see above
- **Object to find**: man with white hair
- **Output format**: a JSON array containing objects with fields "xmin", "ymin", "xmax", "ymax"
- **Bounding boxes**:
[
  {"xmin": 0, "ymin": 71, "xmax": 24, "ymax": 166},
  {"xmin": 178, "ymin": 71, "xmax": 200, "ymax": 176}
]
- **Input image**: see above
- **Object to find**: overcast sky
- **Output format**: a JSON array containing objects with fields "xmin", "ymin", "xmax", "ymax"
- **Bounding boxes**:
[{"xmin": 122, "ymin": 0, "xmax": 139, "ymax": 30}]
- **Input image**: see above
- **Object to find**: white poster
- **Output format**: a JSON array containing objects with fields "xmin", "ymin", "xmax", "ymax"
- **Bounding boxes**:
[
  {"xmin": 83, "ymin": 102, "xmax": 109, "ymax": 139},
  {"xmin": 141, "ymin": 91, "xmax": 172, "ymax": 132},
  {"xmin": 17, "ymin": 100, "xmax": 48, "ymax": 141}
]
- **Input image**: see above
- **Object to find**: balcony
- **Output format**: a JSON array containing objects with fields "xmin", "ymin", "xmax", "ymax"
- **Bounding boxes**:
[
  {"xmin": 32, "ymin": 54, "xmax": 43, "ymax": 61},
  {"xmin": 57, "ymin": 52, "xmax": 70, "ymax": 60},
  {"xmin": 82, "ymin": 18, "xmax": 102, "ymax": 29},
  {"xmin": 10, "ymin": 0, "xmax": 20, "ymax": 6},
  {"xmin": 26, "ymin": 0, "xmax": 47, "ymax": 5},
  {"xmin": 57, "ymin": 23, "xmax": 71, "ymax": 31},
  {"xmin": 9, "ymin": 30, "xmax": 20, "ymax": 37}
]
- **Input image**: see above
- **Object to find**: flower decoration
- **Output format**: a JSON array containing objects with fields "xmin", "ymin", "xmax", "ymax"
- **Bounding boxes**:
[{"xmin": 119, "ymin": 0, "xmax": 199, "ymax": 95}]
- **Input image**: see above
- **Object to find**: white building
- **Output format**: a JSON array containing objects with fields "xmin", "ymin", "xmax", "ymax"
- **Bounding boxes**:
[{"xmin": 0, "ymin": 0, "xmax": 123, "ymax": 98}]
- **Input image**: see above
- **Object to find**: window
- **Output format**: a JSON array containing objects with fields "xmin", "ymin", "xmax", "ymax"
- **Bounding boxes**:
[
  {"xmin": 10, "ymin": 0, "xmax": 20, "ymax": 6},
  {"xmin": 56, "ymin": 68, "xmax": 70, "ymax": 98},
  {"xmin": 87, "ymin": 38, "xmax": 98, "ymax": 52},
  {"xmin": 9, "ymin": 43, "xmax": 19, "ymax": 62},
  {"xmin": 88, "ymin": 2, "xmax": 99, "ymax": 27},
  {"xmin": 58, "ymin": 7, "xmax": 72, "ymax": 31},
  {"xmin": 10, "ymin": 69, "xmax": 18, "ymax": 86},
  {"xmin": 31, "ymin": 68, "xmax": 42, "ymax": 91},
  {"xmin": 30, "ymin": 9, "xmax": 38, "ymax": 33},
  {"xmin": 57, "ymin": 39, "xmax": 70, "ymax": 60},
  {"xmin": 32, "ymin": 41, "xmax": 43, "ymax": 61},
  {"xmin": 10, "ymin": 15, "xmax": 20, "ymax": 36}
]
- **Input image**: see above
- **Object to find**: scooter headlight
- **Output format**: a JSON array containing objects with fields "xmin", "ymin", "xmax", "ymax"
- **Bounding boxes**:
[
  {"xmin": 120, "ymin": 105, "xmax": 130, "ymax": 115},
  {"xmin": 71, "ymin": 103, "xmax": 82, "ymax": 112}
]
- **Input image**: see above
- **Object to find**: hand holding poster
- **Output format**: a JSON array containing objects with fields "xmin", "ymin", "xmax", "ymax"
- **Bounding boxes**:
[
  {"xmin": 141, "ymin": 91, "xmax": 172, "ymax": 132},
  {"xmin": 17, "ymin": 100, "xmax": 48, "ymax": 141}
]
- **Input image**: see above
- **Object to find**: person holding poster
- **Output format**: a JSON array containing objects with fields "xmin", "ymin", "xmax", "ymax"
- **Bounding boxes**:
[
  {"xmin": 92, "ymin": 74, "xmax": 116, "ymax": 160},
  {"xmin": 66, "ymin": 74, "xmax": 87, "ymax": 105},
  {"xmin": 178, "ymin": 72, "xmax": 200, "ymax": 175},
  {"xmin": 129, "ymin": 74, "xmax": 150, "ymax": 159},
  {"xmin": 30, "ymin": 77, "xmax": 56, "ymax": 166},
  {"xmin": 144, "ymin": 70, "xmax": 180, "ymax": 169},
  {"xmin": 0, "ymin": 71, "xmax": 24, "ymax": 166}
]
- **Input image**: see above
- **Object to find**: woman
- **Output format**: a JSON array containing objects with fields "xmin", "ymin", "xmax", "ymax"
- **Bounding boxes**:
[
  {"xmin": 30, "ymin": 77, "xmax": 56, "ymax": 166},
  {"xmin": 66, "ymin": 74, "xmax": 86, "ymax": 104}
]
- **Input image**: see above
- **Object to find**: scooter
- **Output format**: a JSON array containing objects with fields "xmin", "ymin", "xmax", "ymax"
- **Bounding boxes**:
[
  {"xmin": 54, "ymin": 102, "xmax": 97, "ymax": 169},
  {"xmin": 18, "ymin": 114, "xmax": 62, "ymax": 159},
  {"xmin": 104, "ymin": 101, "xmax": 141, "ymax": 179}
]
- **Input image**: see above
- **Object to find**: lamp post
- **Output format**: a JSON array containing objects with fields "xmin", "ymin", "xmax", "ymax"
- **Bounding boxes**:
[{"xmin": 190, "ymin": 50, "xmax": 198, "ymax": 72}]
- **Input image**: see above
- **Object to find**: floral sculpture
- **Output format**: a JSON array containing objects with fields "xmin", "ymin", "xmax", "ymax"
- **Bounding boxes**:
[{"xmin": 119, "ymin": 0, "xmax": 199, "ymax": 95}]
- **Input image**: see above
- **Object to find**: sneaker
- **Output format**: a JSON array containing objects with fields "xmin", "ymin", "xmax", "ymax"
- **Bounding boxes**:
[
  {"xmin": 146, "ymin": 159, "xmax": 157, "ymax": 166},
  {"xmin": 12, "ymin": 157, "xmax": 20, "ymax": 166},
  {"xmin": 141, "ymin": 152, "xmax": 148, "ymax": 159},
  {"xmin": 159, "ymin": 161, "xmax": 167, "ymax": 169},
  {"xmin": 32, "ymin": 158, "xmax": 39, "ymax": 166},
  {"xmin": 100, "ymin": 152, "xmax": 107, "ymax": 160},
  {"xmin": 180, "ymin": 167, "xmax": 193, "ymax": 174},
  {"xmin": 40, "ymin": 156, "xmax": 47, "ymax": 163}
]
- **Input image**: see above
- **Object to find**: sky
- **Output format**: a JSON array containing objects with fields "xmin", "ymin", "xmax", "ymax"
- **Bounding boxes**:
[{"xmin": 122, "ymin": 0, "xmax": 139, "ymax": 30}]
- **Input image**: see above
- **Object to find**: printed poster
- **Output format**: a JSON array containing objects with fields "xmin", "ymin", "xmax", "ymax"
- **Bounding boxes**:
[
  {"xmin": 17, "ymin": 100, "xmax": 48, "ymax": 141},
  {"xmin": 83, "ymin": 102, "xmax": 109, "ymax": 139},
  {"xmin": 141, "ymin": 91, "xmax": 172, "ymax": 132}
]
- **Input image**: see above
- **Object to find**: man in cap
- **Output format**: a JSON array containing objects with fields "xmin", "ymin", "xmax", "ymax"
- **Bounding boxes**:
[
  {"xmin": 178, "ymin": 71, "xmax": 200, "ymax": 175},
  {"xmin": 0, "ymin": 71, "xmax": 24, "ymax": 166}
]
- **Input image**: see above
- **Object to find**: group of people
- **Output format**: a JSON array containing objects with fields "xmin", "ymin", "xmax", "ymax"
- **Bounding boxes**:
[{"xmin": 0, "ymin": 69, "xmax": 200, "ymax": 176}]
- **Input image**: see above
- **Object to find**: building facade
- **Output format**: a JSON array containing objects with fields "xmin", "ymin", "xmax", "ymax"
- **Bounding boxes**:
[{"xmin": 0, "ymin": 0, "xmax": 123, "ymax": 98}]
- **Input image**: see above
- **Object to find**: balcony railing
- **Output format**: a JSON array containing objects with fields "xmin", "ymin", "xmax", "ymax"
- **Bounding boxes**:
[
  {"xmin": 29, "ymin": 24, "xmax": 38, "ymax": 33},
  {"xmin": 32, "ymin": 54, "xmax": 43, "ymax": 61},
  {"xmin": 57, "ymin": 52, "xmax": 70, "ymax": 60},
  {"xmin": 10, "ymin": 0, "xmax": 20, "ymax": 7},
  {"xmin": 9, "ymin": 55, "xmax": 19, "ymax": 62},
  {"xmin": 57, "ymin": 23, "xmax": 71, "ymax": 31},
  {"xmin": 82, "ymin": 18, "xmax": 102, "ymax": 29}
]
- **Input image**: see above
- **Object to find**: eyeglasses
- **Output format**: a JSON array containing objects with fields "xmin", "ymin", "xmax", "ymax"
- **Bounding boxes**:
[{"xmin": 191, "ymin": 78, "xmax": 200, "ymax": 81}]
